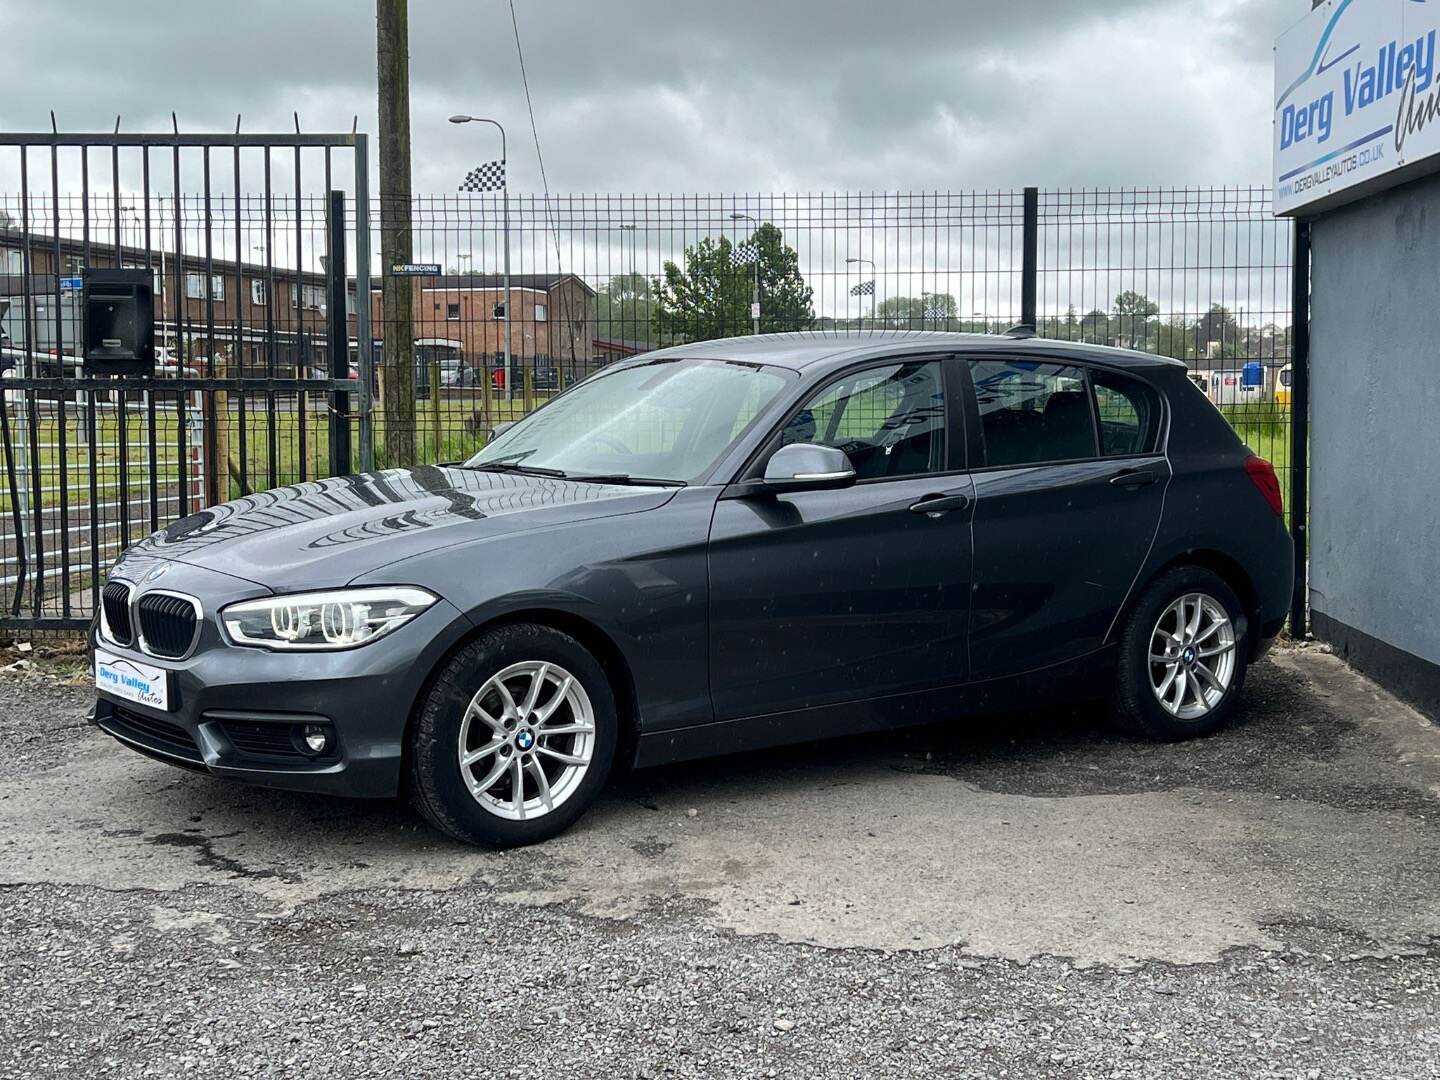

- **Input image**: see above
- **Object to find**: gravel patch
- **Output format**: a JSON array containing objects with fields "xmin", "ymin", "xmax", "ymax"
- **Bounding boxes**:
[
  {"xmin": 2, "ymin": 883, "xmax": 1438, "ymax": 1079},
  {"xmin": 2, "ymin": 645, "xmax": 1439, "ymax": 1076},
  {"xmin": 0, "ymin": 663, "xmax": 91, "ymax": 779}
]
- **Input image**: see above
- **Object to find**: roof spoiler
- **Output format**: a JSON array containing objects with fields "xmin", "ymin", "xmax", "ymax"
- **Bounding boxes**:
[{"xmin": 1003, "ymin": 323, "xmax": 1035, "ymax": 339}]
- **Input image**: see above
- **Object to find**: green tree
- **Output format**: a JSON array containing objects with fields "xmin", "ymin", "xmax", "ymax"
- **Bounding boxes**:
[
  {"xmin": 1153, "ymin": 315, "xmax": 1196, "ymax": 361},
  {"xmin": 1034, "ymin": 305, "xmax": 1078, "ymax": 341},
  {"xmin": 652, "ymin": 223, "xmax": 814, "ymax": 341},
  {"xmin": 1112, "ymin": 290, "xmax": 1160, "ymax": 349},
  {"xmin": 1080, "ymin": 308, "xmax": 1110, "ymax": 344},
  {"xmin": 873, "ymin": 292, "xmax": 958, "ymax": 329},
  {"xmin": 1194, "ymin": 303, "xmax": 1241, "ymax": 358},
  {"xmin": 595, "ymin": 273, "xmax": 658, "ymax": 346}
]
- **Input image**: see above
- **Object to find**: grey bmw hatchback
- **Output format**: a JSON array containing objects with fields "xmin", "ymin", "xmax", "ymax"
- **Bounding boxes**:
[{"xmin": 93, "ymin": 331, "xmax": 1292, "ymax": 847}]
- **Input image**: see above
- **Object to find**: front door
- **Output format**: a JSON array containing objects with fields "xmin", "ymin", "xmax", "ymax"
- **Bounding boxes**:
[{"xmin": 707, "ymin": 358, "xmax": 974, "ymax": 721}]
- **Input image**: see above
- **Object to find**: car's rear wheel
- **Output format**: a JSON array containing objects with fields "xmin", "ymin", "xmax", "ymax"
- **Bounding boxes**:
[
  {"xmin": 1113, "ymin": 567, "xmax": 1248, "ymax": 740},
  {"xmin": 408, "ymin": 623, "xmax": 617, "ymax": 847}
]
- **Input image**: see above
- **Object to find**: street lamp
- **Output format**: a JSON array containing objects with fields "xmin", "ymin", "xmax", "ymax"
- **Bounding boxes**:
[
  {"xmin": 973, "ymin": 311, "xmax": 990, "ymax": 334},
  {"xmin": 122, "ymin": 203, "xmax": 168, "ymax": 327},
  {"xmin": 618, "ymin": 223, "xmax": 637, "ymax": 279},
  {"xmin": 729, "ymin": 212, "xmax": 760, "ymax": 335},
  {"xmin": 448, "ymin": 114, "xmax": 512, "ymax": 400},
  {"xmin": 846, "ymin": 257, "xmax": 876, "ymax": 327}
]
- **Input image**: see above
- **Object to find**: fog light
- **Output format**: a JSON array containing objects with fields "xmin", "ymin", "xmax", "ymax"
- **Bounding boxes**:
[{"xmin": 301, "ymin": 724, "xmax": 332, "ymax": 756}]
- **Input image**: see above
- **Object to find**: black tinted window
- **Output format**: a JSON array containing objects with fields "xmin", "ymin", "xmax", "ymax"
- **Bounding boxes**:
[
  {"xmin": 781, "ymin": 361, "xmax": 945, "ymax": 480},
  {"xmin": 971, "ymin": 360, "xmax": 1096, "ymax": 466},
  {"xmin": 1092, "ymin": 370, "xmax": 1160, "ymax": 455}
]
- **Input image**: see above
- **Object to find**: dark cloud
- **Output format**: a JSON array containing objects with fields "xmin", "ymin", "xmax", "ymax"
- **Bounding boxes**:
[{"xmin": 0, "ymin": 0, "xmax": 1302, "ymax": 192}]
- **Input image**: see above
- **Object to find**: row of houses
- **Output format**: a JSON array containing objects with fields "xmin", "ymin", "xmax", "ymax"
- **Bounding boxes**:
[{"xmin": 0, "ymin": 228, "xmax": 628, "ymax": 379}]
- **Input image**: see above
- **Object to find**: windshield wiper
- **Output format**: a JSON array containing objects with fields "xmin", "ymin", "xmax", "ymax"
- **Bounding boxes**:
[
  {"xmin": 463, "ymin": 462, "xmax": 685, "ymax": 487},
  {"xmin": 463, "ymin": 461, "xmax": 570, "ymax": 479},
  {"xmin": 564, "ymin": 474, "xmax": 687, "ymax": 488}
]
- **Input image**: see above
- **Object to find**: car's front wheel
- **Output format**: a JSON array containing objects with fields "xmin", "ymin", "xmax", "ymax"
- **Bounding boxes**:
[
  {"xmin": 408, "ymin": 623, "xmax": 618, "ymax": 847},
  {"xmin": 1113, "ymin": 567, "xmax": 1248, "ymax": 740}
]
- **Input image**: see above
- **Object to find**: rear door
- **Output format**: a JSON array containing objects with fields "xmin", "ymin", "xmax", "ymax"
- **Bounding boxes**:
[{"xmin": 963, "ymin": 356, "xmax": 1169, "ymax": 678}]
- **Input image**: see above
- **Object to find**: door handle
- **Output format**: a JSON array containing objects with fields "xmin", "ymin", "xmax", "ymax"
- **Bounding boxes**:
[
  {"xmin": 909, "ymin": 493, "xmax": 970, "ymax": 517},
  {"xmin": 1109, "ymin": 468, "xmax": 1158, "ymax": 489}
]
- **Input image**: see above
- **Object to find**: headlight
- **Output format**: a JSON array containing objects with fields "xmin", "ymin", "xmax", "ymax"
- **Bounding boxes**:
[{"xmin": 219, "ymin": 587, "xmax": 437, "ymax": 651}]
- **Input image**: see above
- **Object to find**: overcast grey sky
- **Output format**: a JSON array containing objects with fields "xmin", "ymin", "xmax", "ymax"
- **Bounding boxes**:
[{"xmin": 0, "ymin": 0, "xmax": 1303, "ymax": 193}]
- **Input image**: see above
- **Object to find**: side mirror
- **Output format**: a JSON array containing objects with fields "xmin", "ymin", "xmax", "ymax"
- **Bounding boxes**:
[{"xmin": 755, "ymin": 443, "xmax": 856, "ymax": 494}]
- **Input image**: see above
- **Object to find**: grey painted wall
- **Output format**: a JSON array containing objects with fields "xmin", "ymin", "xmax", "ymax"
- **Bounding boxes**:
[{"xmin": 1309, "ymin": 171, "xmax": 1440, "ymax": 667}]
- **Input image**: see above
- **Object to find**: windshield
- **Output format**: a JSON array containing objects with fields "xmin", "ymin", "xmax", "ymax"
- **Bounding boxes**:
[{"xmin": 465, "ymin": 358, "xmax": 792, "ymax": 483}]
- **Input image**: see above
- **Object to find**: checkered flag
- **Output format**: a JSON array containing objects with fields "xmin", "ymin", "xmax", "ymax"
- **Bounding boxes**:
[
  {"xmin": 924, "ymin": 304, "xmax": 948, "ymax": 320},
  {"xmin": 850, "ymin": 280, "xmax": 875, "ymax": 297},
  {"xmin": 731, "ymin": 240, "xmax": 761, "ymax": 266},
  {"xmin": 459, "ymin": 160, "xmax": 506, "ymax": 193}
]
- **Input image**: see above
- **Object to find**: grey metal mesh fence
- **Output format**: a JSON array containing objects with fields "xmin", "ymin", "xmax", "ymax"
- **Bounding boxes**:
[{"xmin": 1, "ymin": 183, "xmax": 1293, "ymax": 628}]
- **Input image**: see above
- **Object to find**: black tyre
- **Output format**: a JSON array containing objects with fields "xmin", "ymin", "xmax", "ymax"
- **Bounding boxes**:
[
  {"xmin": 409, "ymin": 623, "xmax": 618, "ymax": 847},
  {"xmin": 1113, "ymin": 567, "xmax": 1248, "ymax": 740}
]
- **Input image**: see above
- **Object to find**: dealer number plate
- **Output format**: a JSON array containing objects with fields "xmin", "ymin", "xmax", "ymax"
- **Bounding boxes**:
[{"xmin": 94, "ymin": 649, "xmax": 170, "ymax": 711}]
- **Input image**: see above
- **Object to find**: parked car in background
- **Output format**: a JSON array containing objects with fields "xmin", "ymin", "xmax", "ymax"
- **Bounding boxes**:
[
  {"xmin": 491, "ymin": 364, "xmax": 560, "ymax": 392},
  {"xmin": 1208, "ymin": 369, "xmax": 1251, "ymax": 407},
  {"xmin": 92, "ymin": 331, "xmax": 1292, "ymax": 848},
  {"xmin": 1275, "ymin": 363, "xmax": 1293, "ymax": 407}
]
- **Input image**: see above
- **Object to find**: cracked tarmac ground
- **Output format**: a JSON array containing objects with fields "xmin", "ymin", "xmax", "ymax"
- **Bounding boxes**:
[{"xmin": 2, "ymin": 646, "xmax": 1439, "ymax": 1078}]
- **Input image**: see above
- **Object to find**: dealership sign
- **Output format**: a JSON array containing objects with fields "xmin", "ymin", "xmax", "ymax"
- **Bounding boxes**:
[{"xmin": 1274, "ymin": 0, "xmax": 1440, "ymax": 215}]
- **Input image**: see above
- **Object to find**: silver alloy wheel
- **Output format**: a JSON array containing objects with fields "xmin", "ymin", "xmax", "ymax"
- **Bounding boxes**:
[
  {"xmin": 1148, "ymin": 592, "xmax": 1237, "ymax": 721},
  {"xmin": 456, "ymin": 660, "xmax": 596, "ymax": 821}
]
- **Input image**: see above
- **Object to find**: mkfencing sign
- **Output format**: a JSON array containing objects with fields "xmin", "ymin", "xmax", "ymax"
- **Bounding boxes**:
[{"xmin": 1274, "ymin": 0, "xmax": 1440, "ymax": 215}]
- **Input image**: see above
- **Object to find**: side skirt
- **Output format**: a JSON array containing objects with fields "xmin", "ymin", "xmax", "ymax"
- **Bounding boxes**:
[{"xmin": 634, "ymin": 646, "xmax": 1117, "ymax": 769}]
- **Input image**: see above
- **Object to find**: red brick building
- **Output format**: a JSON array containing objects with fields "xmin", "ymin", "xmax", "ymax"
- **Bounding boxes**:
[{"xmin": 377, "ymin": 273, "xmax": 596, "ymax": 370}]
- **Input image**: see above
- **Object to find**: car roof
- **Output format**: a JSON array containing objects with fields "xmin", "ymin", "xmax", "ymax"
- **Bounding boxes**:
[{"xmin": 621, "ymin": 331, "xmax": 1186, "ymax": 375}]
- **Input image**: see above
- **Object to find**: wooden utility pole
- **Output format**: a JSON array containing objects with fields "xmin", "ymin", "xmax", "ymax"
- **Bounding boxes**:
[{"xmin": 377, "ymin": 0, "xmax": 416, "ymax": 465}]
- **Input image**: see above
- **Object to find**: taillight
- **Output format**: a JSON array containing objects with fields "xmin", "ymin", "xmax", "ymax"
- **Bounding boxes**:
[{"xmin": 1244, "ymin": 455, "xmax": 1283, "ymax": 515}]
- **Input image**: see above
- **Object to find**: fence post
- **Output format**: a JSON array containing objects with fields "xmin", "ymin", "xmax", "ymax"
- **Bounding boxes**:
[
  {"xmin": 481, "ymin": 362, "xmax": 493, "ymax": 429},
  {"xmin": 353, "ymin": 135, "xmax": 376, "ymax": 473},
  {"xmin": 1289, "ymin": 219, "xmax": 1311, "ymax": 638},
  {"xmin": 430, "ymin": 358, "xmax": 443, "ymax": 459},
  {"xmin": 214, "ymin": 353, "xmax": 231, "ymax": 503},
  {"xmin": 325, "ymin": 189, "xmax": 352, "ymax": 477},
  {"xmin": 1021, "ymin": 187, "xmax": 1039, "ymax": 329},
  {"xmin": 523, "ymin": 367, "xmax": 535, "ymax": 414}
]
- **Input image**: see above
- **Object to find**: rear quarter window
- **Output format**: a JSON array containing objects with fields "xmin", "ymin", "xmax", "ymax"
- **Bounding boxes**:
[{"xmin": 1092, "ymin": 369, "xmax": 1161, "ymax": 456}]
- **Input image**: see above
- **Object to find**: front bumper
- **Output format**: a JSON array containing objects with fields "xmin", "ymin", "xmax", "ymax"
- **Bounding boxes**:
[{"xmin": 90, "ymin": 558, "xmax": 468, "ymax": 799}]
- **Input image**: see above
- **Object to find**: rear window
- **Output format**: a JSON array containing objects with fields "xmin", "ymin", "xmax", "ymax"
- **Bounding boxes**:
[{"xmin": 971, "ymin": 359, "xmax": 1096, "ymax": 466}]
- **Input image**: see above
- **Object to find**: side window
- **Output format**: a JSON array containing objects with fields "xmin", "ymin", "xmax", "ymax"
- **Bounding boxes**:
[
  {"xmin": 1092, "ymin": 369, "xmax": 1160, "ymax": 456},
  {"xmin": 780, "ymin": 361, "xmax": 945, "ymax": 480},
  {"xmin": 971, "ymin": 359, "xmax": 1096, "ymax": 466}
]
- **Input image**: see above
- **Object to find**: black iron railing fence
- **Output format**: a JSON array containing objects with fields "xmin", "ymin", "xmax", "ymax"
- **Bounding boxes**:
[{"xmin": 0, "ymin": 172, "xmax": 1295, "ymax": 630}]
